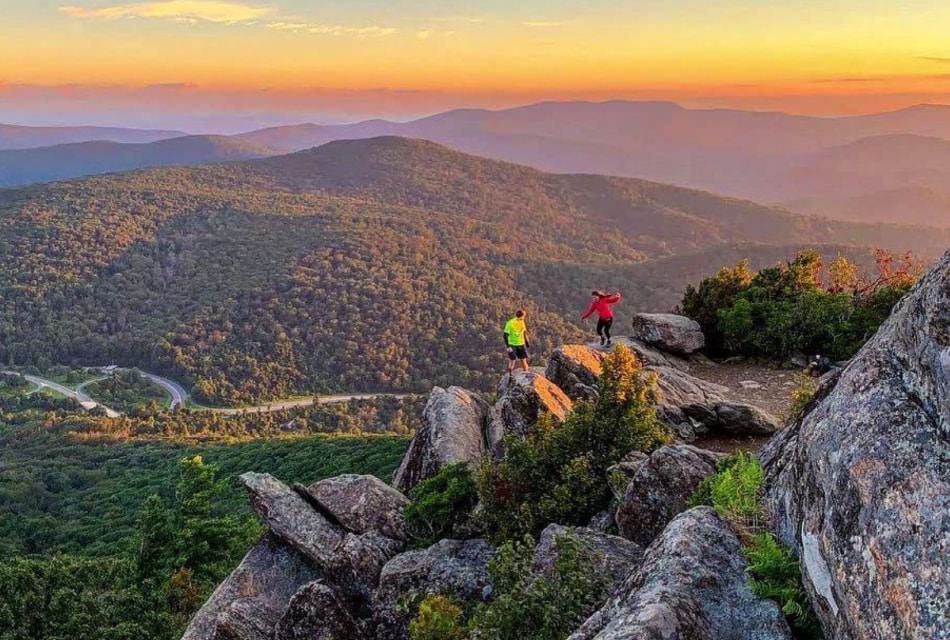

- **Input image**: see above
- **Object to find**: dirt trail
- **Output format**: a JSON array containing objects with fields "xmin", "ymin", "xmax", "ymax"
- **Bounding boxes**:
[{"xmin": 689, "ymin": 359, "xmax": 805, "ymax": 454}]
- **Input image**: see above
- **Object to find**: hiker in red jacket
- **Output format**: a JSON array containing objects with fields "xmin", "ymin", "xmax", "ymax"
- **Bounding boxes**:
[{"xmin": 582, "ymin": 290, "xmax": 621, "ymax": 346}]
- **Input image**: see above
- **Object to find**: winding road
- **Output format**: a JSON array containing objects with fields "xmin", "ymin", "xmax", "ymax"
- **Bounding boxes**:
[
  {"xmin": 3, "ymin": 368, "xmax": 410, "ymax": 418},
  {"xmin": 1, "ymin": 370, "xmax": 121, "ymax": 418},
  {"xmin": 139, "ymin": 372, "xmax": 188, "ymax": 410}
]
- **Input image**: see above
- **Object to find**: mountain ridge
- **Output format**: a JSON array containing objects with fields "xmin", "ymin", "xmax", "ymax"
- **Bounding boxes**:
[{"xmin": 1, "ymin": 136, "xmax": 947, "ymax": 403}]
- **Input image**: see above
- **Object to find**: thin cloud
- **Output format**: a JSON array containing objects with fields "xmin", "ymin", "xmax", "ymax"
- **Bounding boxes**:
[
  {"xmin": 266, "ymin": 21, "xmax": 396, "ymax": 37},
  {"xmin": 431, "ymin": 15, "xmax": 483, "ymax": 24},
  {"xmin": 59, "ymin": 1, "xmax": 273, "ymax": 23},
  {"xmin": 309, "ymin": 24, "xmax": 396, "ymax": 37},
  {"xmin": 523, "ymin": 21, "xmax": 562, "ymax": 28},
  {"xmin": 919, "ymin": 56, "xmax": 950, "ymax": 64},
  {"xmin": 811, "ymin": 77, "xmax": 883, "ymax": 84}
]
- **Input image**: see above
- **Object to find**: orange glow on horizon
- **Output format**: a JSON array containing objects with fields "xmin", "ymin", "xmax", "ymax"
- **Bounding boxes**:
[{"xmin": 2, "ymin": 1, "xmax": 950, "ymax": 119}]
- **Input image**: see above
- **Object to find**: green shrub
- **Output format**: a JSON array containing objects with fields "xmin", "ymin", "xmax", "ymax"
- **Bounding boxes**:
[
  {"xmin": 409, "ymin": 595, "xmax": 466, "ymax": 640},
  {"xmin": 680, "ymin": 259, "xmax": 754, "ymax": 353},
  {"xmin": 746, "ymin": 533, "xmax": 824, "ymax": 640},
  {"xmin": 404, "ymin": 463, "xmax": 480, "ymax": 547},
  {"xmin": 477, "ymin": 347, "xmax": 671, "ymax": 542},
  {"xmin": 688, "ymin": 454, "xmax": 823, "ymax": 640},
  {"xmin": 787, "ymin": 375, "xmax": 818, "ymax": 421},
  {"xmin": 681, "ymin": 250, "xmax": 916, "ymax": 361},
  {"xmin": 410, "ymin": 534, "xmax": 607, "ymax": 640},
  {"xmin": 688, "ymin": 451, "xmax": 765, "ymax": 532}
]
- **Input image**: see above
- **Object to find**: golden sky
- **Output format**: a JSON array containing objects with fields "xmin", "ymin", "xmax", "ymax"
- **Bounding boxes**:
[{"xmin": 2, "ymin": 0, "xmax": 949, "ymax": 129}]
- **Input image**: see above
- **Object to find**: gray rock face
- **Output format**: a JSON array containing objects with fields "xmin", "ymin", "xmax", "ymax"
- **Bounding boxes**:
[
  {"xmin": 761, "ymin": 249, "xmax": 950, "ymax": 640},
  {"xmin": 240, "ymin": 473, "xmax": 400, "ymax": 601},
  {"xmin": 487, "ymin": 370, "xmax": 573, "ymax": 457},
  {"xmin": 181, "ymin": 535, "xmax": 321, "ymax": 640},
  {"xmin": 241, "ymin": 473, "xmax": 347, "ymax": 572},
  {"xmin": 615, "ymin": 445, "xmax": 722, "ymax": 546},
  {"xmin": 533, "ymin": 524, "xmax": 643, "ymax": 593},
  {"xmin": 650, "ymin": 365, "xmax": 780, "ymax": 440},
  {"xmin": 631, "ymin": 313, "xmax": 705, "ymax": 355},
  {"xmin": 545, "ymin": 344, "xmax": 605, "ymax": 401},
  {"xmin": 372, "ymin": 538, "xmax": 495, "ymax": 640},
  {"xmin": 273, "ymin": 581, "xmax": 365, "ymax": 640},
  {"xmin": 303, "ymin": 474, "xmax": 409, "ymax": 541},
  {"xmin": 392, "ymin": 386, "xmax": 490, "ymax": 493},
  {"xmin": 569, "ymin": 507, "xmax": 792, "ymax": 640},
  {"xmin": 612, "ymin": 336, "xmax": 691, "ymax": 371}
]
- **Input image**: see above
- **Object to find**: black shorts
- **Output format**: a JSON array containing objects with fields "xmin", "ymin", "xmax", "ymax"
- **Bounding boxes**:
[{"xmin": 507, "ymin": 345, "xmax": 528, "ymax": 360}]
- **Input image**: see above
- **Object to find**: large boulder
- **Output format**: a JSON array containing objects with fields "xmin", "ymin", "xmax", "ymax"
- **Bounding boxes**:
[
  {"xmin": 545, "ymin": 345, "xmax": 605, "ymax": 401},
  {"xmin": 240, "ymin": 473, "xmax": 401, "ymax": 601},
  {"xmin": 532, "ymin": 524, "xmax": 643, "ymax": 593},
  {"xmin": 614, "ymin": 445, "xmax": 722, "ymax": 546},
  {"xmin": 630, "ymin": 313, "xmax": 705, "ymax": 355},
  {"xmin": 568, "ymin": 507, "xmax": 793, "ymax": 640},
  {"xmin": 181, "ymin": 535, "xmax": 322, "ymax": 640},
  {"xmin": 372, "ymin": 538, "xmax": 495, "ymax": 640},
  {"xmin": 392, "ymin": 386, "xmax": 490, "ymax": 493},
  {"xmin": 273, "ymin": 581, "xmax": 365, "ymax": 640},
  {"xmin": 761, "ymin": 249, "xmax": 950, "ymax": 640},
  {"xmin": 301, "ymin": 474, "xmax": 409, "ymax": 541},
  {"xmin": 487, "ymin": 370, "xmax": 573, "ymax": 457}
]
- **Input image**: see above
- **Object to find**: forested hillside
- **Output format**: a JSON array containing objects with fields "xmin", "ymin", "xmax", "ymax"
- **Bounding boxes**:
[{"xmin": 1, "ymin": 137, "xmax": 945, "ymax": 404}]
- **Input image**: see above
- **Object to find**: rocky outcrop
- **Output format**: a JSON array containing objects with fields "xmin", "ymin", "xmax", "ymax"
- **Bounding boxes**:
[
  {"xmin": 532, "ymin": 524, "xmax": 643, "ymax": 593},
  {"xmin": 181, "ymin": 535, "xmax": 322, "ymax": 640},
  {"xmin": 392, "ymin": 386, "xmax": 490, "ymax": 493},
  {"xmin": 487, "ymin": 370, "xmax": 573, "ymax": 457},
  {"xmin": 372, "ymin": 538, "xmax": 495, "ymax": 640},
  {"xmin": 650, "ymin": 365, "xmax": 780, "ymax": 440},
  {"xmin": 631, "ymin": 313, "xmax": 705, "ymax": 355},
  {"xmin": 545, "ymin": 345, "xmax": 605, "ymax": 401},
  {"xmin": 569, "ymin": 507, "xmax": 793, "ymax": 640},
  {"xmin": 614, "ymin": 445, "xmax": 722, "ymax": 546},
  {"xmin": 273, "ymin": 581, "xmax": 365, "ymax": 640},
  {"xmin": 761, "ymin": 249, "xmax": 950, "ymax": 640},
  {"xmin": 301, "ymin": 474, "xmax": 409, "ymax": 541},
  {"xmin": 240, "ymin": 473, "xmax": 401, "ymax": 600}
]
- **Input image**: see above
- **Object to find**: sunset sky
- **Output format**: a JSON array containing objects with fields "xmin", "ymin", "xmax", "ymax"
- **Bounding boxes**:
[{"xmin": 2, "ymin": 0, "xmax": 950, "ymax": 131}]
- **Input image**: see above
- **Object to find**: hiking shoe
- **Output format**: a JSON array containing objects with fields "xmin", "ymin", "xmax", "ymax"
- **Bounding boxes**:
[{"xmin": 600, "ymin": 336, "xmax": 606, "ymax": 346}]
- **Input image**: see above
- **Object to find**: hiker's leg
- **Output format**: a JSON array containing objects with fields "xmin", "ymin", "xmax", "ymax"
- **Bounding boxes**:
[
  {"xmin": 520, "ymin": 358, "xmax": 529, "ymax": 372},
  {"xmin": 597, "ymin": 319, "xmax": 607, "ymax": 345},
  {"xmin": 604, "ymin": 318, "xmax": 613, "ymax": 343}
]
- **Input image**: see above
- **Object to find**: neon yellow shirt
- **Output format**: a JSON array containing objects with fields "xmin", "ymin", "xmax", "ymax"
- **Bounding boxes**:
[{"xmin": 504, "ymin": 317, "xmax": 527, "ymax": 346}]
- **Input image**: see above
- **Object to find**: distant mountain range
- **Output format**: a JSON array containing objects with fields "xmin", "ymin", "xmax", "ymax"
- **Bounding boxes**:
[
  {"xmin": 1, "ymin": 137, "xmax": 946, "ymax": 403},
  {"xmin": 4, "ymin": 101, "xmax": 950, "ymax": 227},
  {"xmin": 0, "ymin": 123, "xmax": 184, "ymax": 150},
  {"xmin": 0, "ymin": 135, "xmax": 275, "ymax": 187}
]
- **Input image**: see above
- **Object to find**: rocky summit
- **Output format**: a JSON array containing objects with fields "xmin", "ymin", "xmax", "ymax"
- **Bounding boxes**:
[
  {"xmin": 180, "ymin": 301, "xmax": 947, "ymax": 640},
  {"xmin": 761, "ymin": 249, "xmax": 950, "ymax": 640}
]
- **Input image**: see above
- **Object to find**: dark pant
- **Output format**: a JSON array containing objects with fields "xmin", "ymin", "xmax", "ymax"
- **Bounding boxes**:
[{"xmin": 597, "ymin": 318, "xmax": 613, "ymax": 340}]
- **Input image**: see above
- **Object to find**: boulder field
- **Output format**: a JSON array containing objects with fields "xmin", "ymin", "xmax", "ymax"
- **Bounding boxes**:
[{"xmin": 181, "ymin": 278, "xmax": 950, "ymax": 640}]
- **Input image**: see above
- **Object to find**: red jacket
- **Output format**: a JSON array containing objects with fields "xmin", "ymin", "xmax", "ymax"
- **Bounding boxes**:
[{"xmin": 582, "ymin": 293, "xmax": 621, "ymax": 320}]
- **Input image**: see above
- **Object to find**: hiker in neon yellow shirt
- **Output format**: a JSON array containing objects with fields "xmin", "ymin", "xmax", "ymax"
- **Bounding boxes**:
[{"xmin": 504, "ymin": 309, "xmax": 530, "ymax": 374}]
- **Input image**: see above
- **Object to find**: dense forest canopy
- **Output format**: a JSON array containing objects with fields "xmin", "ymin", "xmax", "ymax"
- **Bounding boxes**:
[{"xmin": 1, "ymin": 137, "xmax": 945, "ymax": 404}]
